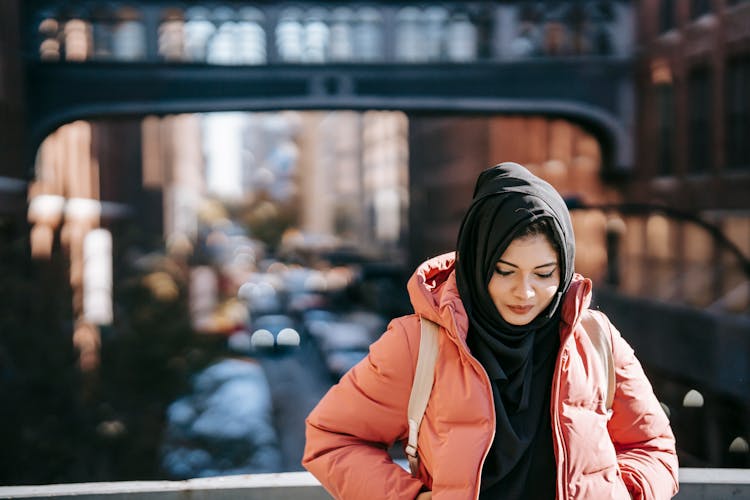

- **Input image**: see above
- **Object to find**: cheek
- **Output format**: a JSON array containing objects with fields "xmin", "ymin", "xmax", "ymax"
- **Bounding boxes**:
[
  {"xmin": 488, "ymin": 279, "xmax": 508, "ymax": 303},
  {"xmin": 539, "ymin": 283, "xmax": 560, "ymax": 306}
]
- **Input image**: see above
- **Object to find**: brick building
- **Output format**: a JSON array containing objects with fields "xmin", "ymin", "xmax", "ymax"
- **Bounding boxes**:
[{"xmin": 628, "ymin": 0, "xmax": 750, "ymax": 311}]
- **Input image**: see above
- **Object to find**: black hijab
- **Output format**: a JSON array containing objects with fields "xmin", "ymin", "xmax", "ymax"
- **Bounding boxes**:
[{"xmin": 455, "ymin": 162, "xmax": 575, "ymax": 497}]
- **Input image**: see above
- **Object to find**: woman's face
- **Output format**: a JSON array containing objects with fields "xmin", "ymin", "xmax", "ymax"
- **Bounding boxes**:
[{"xmin": 487, "ymin": 234, "xmax": 561, "ymax": 326}]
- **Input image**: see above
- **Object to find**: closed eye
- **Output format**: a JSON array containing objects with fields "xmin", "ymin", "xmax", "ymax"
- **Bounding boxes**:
[
  {"xmin": 536, "ymin": 271, "xmax": 555, "ymax": 278},
  {"xmin": 494, "ymin": 268, "xmax": 513, "ymax": 276}
]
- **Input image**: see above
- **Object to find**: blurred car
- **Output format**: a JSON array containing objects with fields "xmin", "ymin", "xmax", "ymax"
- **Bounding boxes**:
[
  {"xmin": 324, "ymin": 348, "xmax": 370, "ymax": 379},
  {"xmin": 237, "ymin": 274, "xmax": 284, "ymax": 315},
  {"xmin": 250, "ymin": 313, "xmax": 300, "ymax": 353},
  {"xmin": 160, "ymin": 358, "xmax": 282, "ymax": 478},
  {"xmin": 307, "ymin": 319, "xmax": 373, "ymax": 380}
]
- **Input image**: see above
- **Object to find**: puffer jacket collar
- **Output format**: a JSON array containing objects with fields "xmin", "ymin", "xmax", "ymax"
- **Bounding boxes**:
[{"xmin": 407, "ymin": 252, "xmax": 593, "ymax": 344}]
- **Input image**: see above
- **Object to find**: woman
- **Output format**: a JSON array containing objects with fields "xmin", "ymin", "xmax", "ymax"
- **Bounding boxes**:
[{"xmin": 303, "ymin": 162, "xmax": 678, "ymax": 499}]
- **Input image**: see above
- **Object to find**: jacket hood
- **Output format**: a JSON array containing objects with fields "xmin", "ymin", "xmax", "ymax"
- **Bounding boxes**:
[{"xmin": 407, "ymin": 252, "xmax": 592, "ymax": 342}]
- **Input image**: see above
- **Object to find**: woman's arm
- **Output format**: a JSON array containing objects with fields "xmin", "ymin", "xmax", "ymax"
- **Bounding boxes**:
[
  {"xmin": 303, "ymin": 317, "xmax": 428, "ymax": 500},
  {"xmin": 605, "ymin": 318, "xmax": 680, "ymax": 500}
]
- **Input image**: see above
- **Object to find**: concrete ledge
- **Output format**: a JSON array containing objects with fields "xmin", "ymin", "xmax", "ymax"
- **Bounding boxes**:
[
  {"xmin": 676, "ymin": 468, "xmax": 750, "ymax": 499},
  {"xmin": 0, "ymin": 472, "xmax": 331, "ymax": 500},
  {"xmin": 0, "ymin": 468, "xmax": 748, "ymax": 499}
]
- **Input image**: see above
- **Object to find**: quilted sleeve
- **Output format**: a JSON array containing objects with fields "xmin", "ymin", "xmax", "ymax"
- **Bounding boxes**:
[
  {"xmin": 302, "ymin": 316, "xmax": 427, "ymax": 500},
  {"xmin": 605, "ymin": 317, "xmax": 680, "ymax": 500}
]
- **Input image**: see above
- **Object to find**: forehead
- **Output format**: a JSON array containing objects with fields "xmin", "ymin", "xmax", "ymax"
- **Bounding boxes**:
[{"xmin": 499, "ymin": 234, "xmax": 558, "ymax": 262}]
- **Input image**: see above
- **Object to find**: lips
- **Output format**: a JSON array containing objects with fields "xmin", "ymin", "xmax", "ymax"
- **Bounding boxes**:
[{"xmin": 507, "ymin": 305, "xmax": 534, "ymax": 315}]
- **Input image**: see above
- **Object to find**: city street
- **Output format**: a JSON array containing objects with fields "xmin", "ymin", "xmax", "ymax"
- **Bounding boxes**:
[{"xmin": 259, "ymin": 338, "xmax": 335, "ymax": 471}]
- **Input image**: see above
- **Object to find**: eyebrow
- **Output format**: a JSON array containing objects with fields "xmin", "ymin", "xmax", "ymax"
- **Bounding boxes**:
[{"xmin": 497, "ymin": 259, "xmax": 557, "ymax": 270}]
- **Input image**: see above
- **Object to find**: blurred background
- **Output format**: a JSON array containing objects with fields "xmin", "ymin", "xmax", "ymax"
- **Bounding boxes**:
[{"xmin": 0, "ymin": 0, "xmax": 748, "ymax": 486}]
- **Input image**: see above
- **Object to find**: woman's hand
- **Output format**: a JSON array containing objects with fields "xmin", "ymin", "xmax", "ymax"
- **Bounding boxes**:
[{"xmin": 416, "ymin": 492, "xmax": 432, "ymax": 500}]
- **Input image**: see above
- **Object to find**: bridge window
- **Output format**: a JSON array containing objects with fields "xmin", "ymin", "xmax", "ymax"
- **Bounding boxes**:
[
  {"xmin": 329, "ymin": 7, "xmax": 354, "ymax": 61},
  {"xmin": 446, "ymin": 12, "xmax": 478, "ymax": 62},
  {"xmin": 394, "ymin": 5, "xmax": 480, "ymax": 63},
  {"xmin": 588, "ymin": 2, "xmax": 615, "ymax": 56},
  {"xmin": 183, "ymin": 7, "xmax": 215, "ymax": 62},
  {"xmin": 353, "ymin": 7, "xmax": 383, "ymax": 62},
  {"xmin": 112, "ymin": 8, "xmax": 147, "ymax": 61},
  {"xmin": 89, "ymin": 5, "xmax": 146, "ymax": 62},
  {"xmin": 90, "ymin": 6, "xmax": 114, "ymax": 60},
  {"xmin": 158, "ymin": 8, "xmax": 185, "ymax": 61},
  {"xmin": 38, "ymin": 15, "xmax": 61, "ymax": 61},
  {"xmin": 275, "ymin": 7, "xmax": 304, "ymax": 63},
  {"xmin": 726, "ymin": 55, "xmax": 750, "ymax": 170},
  {"xmin": 63, "ymin": 18, "xmax": 91, "ymax": 61},
  {"xmin": 176, "ymin": 6, "xmax": 269, "ymax": 65},
  {"xmin": 238, "ymin": 7, "xmax": 267, "ymax": 64},
  {"xmin": 688, "ymin": 66, "xmax": 713, "ymax": 175},
  {"xmin": 423, "ymin": 6, "xmax": 449, "ymax": 61},
  {"xmin": 569, "ymin": 2, "xmax": 616, "ymax": 56},
  {"xmin": 395, "ymin": 7, "xmax": 427, "ymax": 62},
  {"xmin": 35, "ymin": 6, "xmax": 94, "ymax": 61},
  {"xmin": 505, "ymin": 3, "xmax": 542, "ymax": 59},
  {"xmin": 504, "ymin": 1, "xmax": 618, "ymax": 59},
  {"xmin": 304, "ymin": 7, "xmax": 331, "ymax": 63},
  {"xmin": 207, "ymin": 7, "xmax": 240, "ymax": 65},
  {"xmin": 542, "ymin": 19, "xmax": 570, "ymax": 56}
]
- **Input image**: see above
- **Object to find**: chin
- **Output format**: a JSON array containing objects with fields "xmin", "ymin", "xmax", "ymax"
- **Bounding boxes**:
[
  {"xmin": 508, "ymin": 319, "xmax": 533, "ymax": 326},
  {"xmin": 503, "ymin": 313, "xmax": 535, "ymax": 326}
]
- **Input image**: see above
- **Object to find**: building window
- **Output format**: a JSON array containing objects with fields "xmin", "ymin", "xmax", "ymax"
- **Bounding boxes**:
[
  {"xmin": 726, "ymin": 55, "xmax": 750, "ymax": 170},
  {"xmin": 656, "ymin": 84, "xmax": 675, "ymax": 176},
  {"xmin": 659, "ymin": 0, "xmax": 676, "ymax": 33},
  {"xmin": 688, "ymin": 66, "xmax": 712, "ymax": 174}
]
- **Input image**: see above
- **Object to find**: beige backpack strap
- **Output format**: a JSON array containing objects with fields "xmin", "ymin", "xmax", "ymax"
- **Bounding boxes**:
[
  {"xmin": 581, "ymin": 309, "xmax": 616, "ymax": 410},
  {"xmin": 406, "ymin": 317, "xmax": 439, "ymax": 478}
]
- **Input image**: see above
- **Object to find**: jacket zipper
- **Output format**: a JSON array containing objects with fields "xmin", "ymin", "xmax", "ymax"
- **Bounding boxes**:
[
  {"xmin": 452, "ymin": 329, "xmax": 496, "ymax": 500},
  {"xmin": 552, "ymin": 347, "xmax": 570, "ymax": 500}
]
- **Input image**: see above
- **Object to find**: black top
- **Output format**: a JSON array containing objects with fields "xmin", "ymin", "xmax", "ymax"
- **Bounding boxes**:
[
  {"xmin": 477, "ymin": 330, "xmax": 559, "ymax": 499},
  {"xmin": 455, "ymin": 162, "xmax": 575, "ymax": 498}
]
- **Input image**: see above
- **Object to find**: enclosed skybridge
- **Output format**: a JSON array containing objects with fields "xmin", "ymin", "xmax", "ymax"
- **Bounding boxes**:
[{"xmin": 22, "ymin": 0, "xmax": 635, "ymax": 176}]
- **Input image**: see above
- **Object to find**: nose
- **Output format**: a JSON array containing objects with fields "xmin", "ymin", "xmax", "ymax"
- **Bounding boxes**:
[{"xmin": 513, "ymin": 275, "xmax": 535, "ymax": 300}]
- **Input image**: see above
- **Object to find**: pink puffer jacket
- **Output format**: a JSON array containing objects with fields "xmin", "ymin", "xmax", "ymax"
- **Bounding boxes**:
[{"xmin": 303, "ymin": 253, "xmax": 679, "ymax": 499}]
